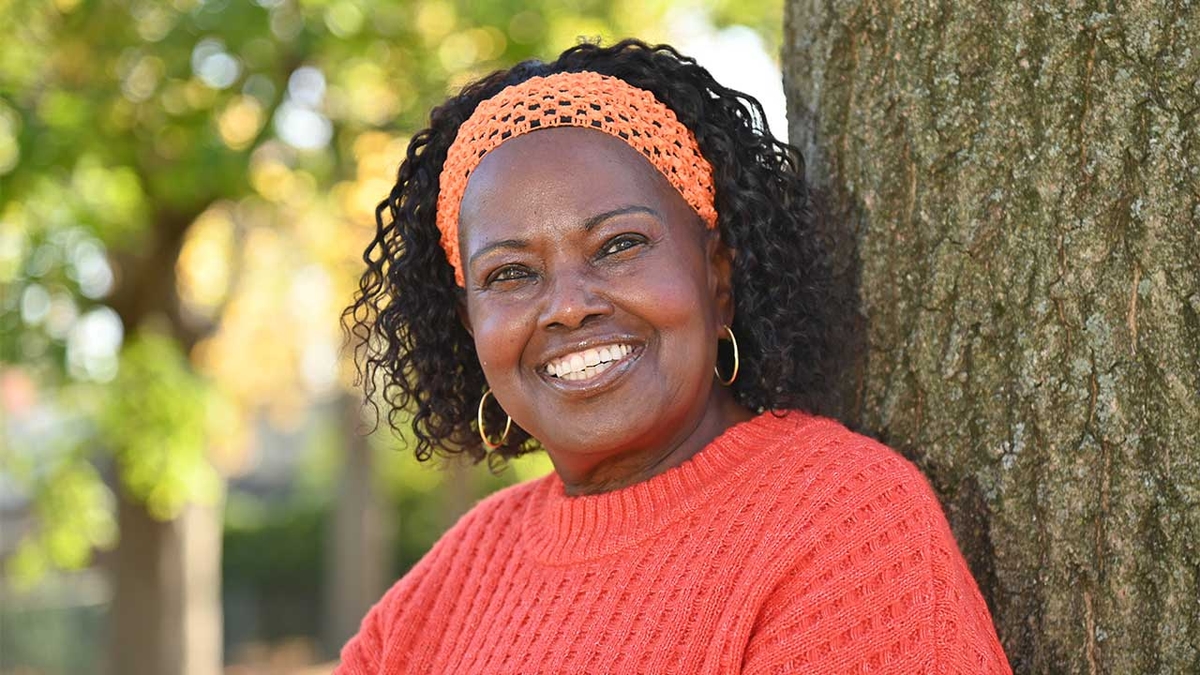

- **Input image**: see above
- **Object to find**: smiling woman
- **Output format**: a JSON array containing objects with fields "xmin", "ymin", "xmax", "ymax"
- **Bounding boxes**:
[
  {"xmin": 457, "ymin": 127, "xmax": 751, "ymax": 494},
  {"xmin": 340, "ymin": 40, "xmax": 1011, "ymax": 673}
]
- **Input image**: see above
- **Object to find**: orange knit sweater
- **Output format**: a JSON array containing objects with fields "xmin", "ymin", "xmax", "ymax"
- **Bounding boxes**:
[{"xmin": 336, "ymin": 411, "xmax": 1011, "ymax": 674}]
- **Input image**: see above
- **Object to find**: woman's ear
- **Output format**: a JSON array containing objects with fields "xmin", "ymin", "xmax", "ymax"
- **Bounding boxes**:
[{"xmin": 706, "ymin": 231, "xmax": 736, "ymax": 326}]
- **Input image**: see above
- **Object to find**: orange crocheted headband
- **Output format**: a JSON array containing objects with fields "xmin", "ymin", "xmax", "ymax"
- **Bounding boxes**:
[{"xmin": 436, "ymin": 71, "xmax": 718, "ymax": 286}]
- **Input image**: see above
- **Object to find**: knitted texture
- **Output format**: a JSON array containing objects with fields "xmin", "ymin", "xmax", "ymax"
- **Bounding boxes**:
[
  {"xmin": 336, "ymin": 412, "xmax": 1012, "ymax": 674},
  {"xmin": 436, "ymin": 71, "xmax": 718, "ymax": 286}
]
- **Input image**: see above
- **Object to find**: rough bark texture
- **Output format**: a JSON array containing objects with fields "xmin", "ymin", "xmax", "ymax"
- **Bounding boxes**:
[{"xmin": 783, "ymin": 2, "xmax": 1199, "ymax": 673}]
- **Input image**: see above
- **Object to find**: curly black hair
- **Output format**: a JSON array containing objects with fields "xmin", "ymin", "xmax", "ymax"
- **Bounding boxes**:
[{"xmin": 344, "ymin": 39, "xmax": 847, "ymax": 465}]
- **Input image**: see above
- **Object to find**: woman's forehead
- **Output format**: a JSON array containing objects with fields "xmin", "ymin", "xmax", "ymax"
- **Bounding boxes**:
[{"xmin": 458, "ymin": 127, "xmax": 673, "ymax": 225}]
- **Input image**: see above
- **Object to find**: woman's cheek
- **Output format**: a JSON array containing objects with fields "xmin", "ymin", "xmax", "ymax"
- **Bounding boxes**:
[
  {"xmin": 473, "ymin": 311, "xmax": 531, "ymax": 375},
  {"xmin": 626, "ymin": 269, "xmax": 713, "ymax": 327}
]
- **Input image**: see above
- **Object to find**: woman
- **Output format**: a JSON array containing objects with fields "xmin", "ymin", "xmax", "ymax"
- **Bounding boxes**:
[{"xmin": 340, "ymin": 39, "xmax": 1011, "ymax": 673}]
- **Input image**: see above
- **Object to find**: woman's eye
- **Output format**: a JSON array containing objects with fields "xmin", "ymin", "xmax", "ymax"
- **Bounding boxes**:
[
  {"xmin": 486, "ymin": 265, "xmax": 532, "ymax": 286},
  {"xmin": 600, "ymin": 235, "xmax": 645, "ymax": 257}
]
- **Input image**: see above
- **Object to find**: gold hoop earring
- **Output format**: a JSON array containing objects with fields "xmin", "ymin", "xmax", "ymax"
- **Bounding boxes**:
[
  {"xmin": 714, "ymin": 324, "xmax": 740, "ymax": 386},
  {"xmin": 477, "ymin": 388, "xmax": 512, "ymax": 450}
]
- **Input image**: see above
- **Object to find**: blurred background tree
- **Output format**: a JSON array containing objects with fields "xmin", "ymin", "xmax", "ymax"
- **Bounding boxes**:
[{"xmin": 0, "ymin": 0, "xmax": 783, "ymax": 673}]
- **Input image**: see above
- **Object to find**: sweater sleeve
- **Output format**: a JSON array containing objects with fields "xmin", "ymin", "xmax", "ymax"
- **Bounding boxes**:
[
  {"xmin": 334, "ymin": 573, "xmax": 411, "ymax": 675},
  {"xmin": 924, "ymin": 487, "xmax": 1012, "ymax": 674},
  {"xmin": 740, "ymin": 453, "xmax": 1012, "ymax": 675}
]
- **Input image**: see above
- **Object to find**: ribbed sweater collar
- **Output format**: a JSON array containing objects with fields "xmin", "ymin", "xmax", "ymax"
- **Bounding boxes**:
[{"xmin": 520, "ymin": 410, "xmax": 814, "ymax": 565}]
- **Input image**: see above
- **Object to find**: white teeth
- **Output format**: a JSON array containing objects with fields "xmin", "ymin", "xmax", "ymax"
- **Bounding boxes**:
[{"xmin": 545, "ymin": 343, "xmax": 634, "ymax": 380}]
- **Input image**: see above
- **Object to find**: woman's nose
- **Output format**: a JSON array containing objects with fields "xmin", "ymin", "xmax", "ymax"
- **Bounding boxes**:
[{"xmin": 538, "ymin": 270, "xmax": 613, "ymax": 330}]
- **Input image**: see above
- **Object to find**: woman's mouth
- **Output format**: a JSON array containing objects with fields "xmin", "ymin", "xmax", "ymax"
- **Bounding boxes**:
[{"xmin": 544, "ymin": 344, "xmax": 633, "ymax": 382}]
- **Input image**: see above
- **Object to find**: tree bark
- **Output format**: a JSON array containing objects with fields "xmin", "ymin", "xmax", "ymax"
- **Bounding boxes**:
[{"xmin": 784, "ymin": 2, "xmax": 1199, "ymax": 673}]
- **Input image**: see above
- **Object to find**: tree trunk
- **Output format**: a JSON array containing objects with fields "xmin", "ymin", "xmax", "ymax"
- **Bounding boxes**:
[
  {"xmin": 106, "ymin": 208, "xmax": 225, "ymax": 675},
  {"xmin": 783, "ymin": 2, "xmax": 1199, "ymax": 673},
  {"xmin": 324, "ymin": 393, "xmax": 391, "ymax": 655},
  {"xmin": 108, "ymin": 494, "xmax": 224, "ymax": 675}
]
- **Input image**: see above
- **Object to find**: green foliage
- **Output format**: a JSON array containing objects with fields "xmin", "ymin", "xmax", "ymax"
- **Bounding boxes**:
[
  {"xmin": 7, "ymin": 461, "xmax": 117, "ymax": 589},
  {"xmin": 98, "ymin": 332, "xmax": 222, "ymax": 520}
]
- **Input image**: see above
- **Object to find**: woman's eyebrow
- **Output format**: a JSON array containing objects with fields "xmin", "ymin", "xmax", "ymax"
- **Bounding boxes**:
[
  {"xmin": 468, "ymin": 238, "xmax": 528, "ymax": 265},
  {"xmin": 583, "ymin": 205, "xmax": 660, "ymax": 231}
]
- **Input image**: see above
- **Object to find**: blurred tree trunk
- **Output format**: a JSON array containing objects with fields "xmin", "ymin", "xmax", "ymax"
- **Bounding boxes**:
[
  {"xmin": 108, "ymin": 496, "xmax": 224, "ymax": 675},
  {"xmin": 106, "ymin": 210, "xmax": 224, "ymax": 675},
  {"xmin": 324, "ymin": 392, "xmax": 391, "ymax": 655},
  {"xmin": 784, "ymin": 2, "xmax": 1199, "ymax": 673}
]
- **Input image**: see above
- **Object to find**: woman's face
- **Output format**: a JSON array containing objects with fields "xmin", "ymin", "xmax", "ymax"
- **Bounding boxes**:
[{"xmin": 458, "ymin": 127, "xmax": 738, "ymax": 483}]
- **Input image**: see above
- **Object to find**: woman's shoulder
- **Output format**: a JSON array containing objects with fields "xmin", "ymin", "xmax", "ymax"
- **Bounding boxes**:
[
  {"xmin": 435, "ymin": 471, "xmax": 552, "ymax": 545},
  {"xmin": 741, "ymin": 413, "xmax": 1012, "ymax": 673},
  {"xmin": 350, "ymin": 473, "xmax": 550, "ymax": 620},
  {"xmin": 334, "ymin": 473, "xmax": 553, "ymax": 671},
  {"xmin": 757, "ymin": 411, "xmax": 932, "ymax": 488},
  {"xmin": 746, "ymin": 410, "xmax": 945, "ymax": 531}
]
